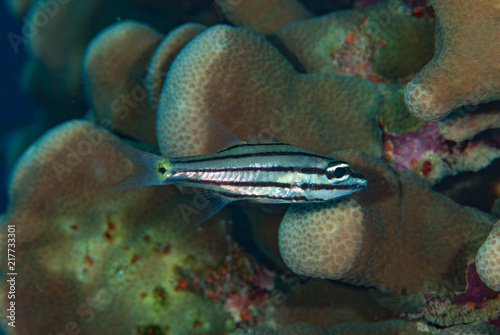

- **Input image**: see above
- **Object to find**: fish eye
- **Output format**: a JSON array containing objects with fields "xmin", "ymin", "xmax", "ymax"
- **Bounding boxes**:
[{"xmin": 326, "ymin": 162, "xmax": 350, "ymax": 181}]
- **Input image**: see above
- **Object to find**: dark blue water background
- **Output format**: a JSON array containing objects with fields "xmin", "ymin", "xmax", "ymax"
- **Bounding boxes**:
[{"xmin": 0, "ymin": 3, "xmax": 38, "ymax": 214}]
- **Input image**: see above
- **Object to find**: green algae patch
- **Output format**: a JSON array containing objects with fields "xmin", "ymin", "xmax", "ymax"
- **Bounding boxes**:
[
  {"xmin": 366, "ymin": 2, "xmax": 435, "ymax": 81},
  {"xmin": 377, "ymin": 83, "xmax": 423, "ymax": 134}
]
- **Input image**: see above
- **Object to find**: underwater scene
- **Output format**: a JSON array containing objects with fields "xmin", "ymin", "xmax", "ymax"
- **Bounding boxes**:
[{"xmin": 0, "ymin": 0, "xmax": 499, "ymax": 334}]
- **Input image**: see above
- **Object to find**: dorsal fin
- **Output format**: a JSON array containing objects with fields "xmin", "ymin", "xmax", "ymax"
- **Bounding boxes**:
[
  {"xmin": 247, "ymin": 138, "xmax": 279, "ymax": 143},
  {"xmin": 201, "ymin": 117, "xmax": 245, "ymax": 154}
]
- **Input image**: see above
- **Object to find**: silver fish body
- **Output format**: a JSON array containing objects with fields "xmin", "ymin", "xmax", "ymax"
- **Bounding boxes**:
[
  {"xmin": 167, "ymin": 142, "xmax": 366, "ymax": 203},
  {"xmin": 107, "ymin": 122, "xmax": 367, "ymax": 225}
]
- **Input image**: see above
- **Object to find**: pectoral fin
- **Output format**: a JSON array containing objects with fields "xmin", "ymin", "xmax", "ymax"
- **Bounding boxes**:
[{"xmin": 180, "ymin": 191, "xmax": 233, "ymax": 227}]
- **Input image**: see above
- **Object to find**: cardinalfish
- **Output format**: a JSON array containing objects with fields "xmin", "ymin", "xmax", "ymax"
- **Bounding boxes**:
[{"xmin": 107, "ymin": 121, "xmax": 367, "ymax": 225}]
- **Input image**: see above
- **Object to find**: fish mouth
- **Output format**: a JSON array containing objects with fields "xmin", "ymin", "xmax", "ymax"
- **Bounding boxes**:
[
  {"xmin": 358, "ymin": 178, "xmax": 368, "ymax": 189},
  {"xmin": 350, "ymin": 170, "xmax": 367, "ymax": 189}
]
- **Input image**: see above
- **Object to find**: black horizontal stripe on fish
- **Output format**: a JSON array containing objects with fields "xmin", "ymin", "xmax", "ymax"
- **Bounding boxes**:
[
  {"xmin": 173, "ymin": 178, "xmax": 361, "ymax": 191},
  {"xmin": 175, "ymin": 166, "xmax": 328, "ymax": 175},
  {"xmin": 171, "ymin": 150, "xmax": 328, "ymax": 165},
  {"xmin": 213, "ymin": 190, "xmax": 325, "ymax": 202},
  {"xmin": 216, "ymin": 142, "xmax": 292, "ymax": 154},
  {"xmin": 350, "ymin": 171, "xmax": 365, "ymax": 180}
]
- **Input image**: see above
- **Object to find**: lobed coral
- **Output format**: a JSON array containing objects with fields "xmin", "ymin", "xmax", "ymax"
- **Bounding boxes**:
[
  {"xmin": 438, "ymin": 103, "xmax": 500, "ymax": 142},
  {"xmin": 279, "ymin": 150, "xmax": 495, "ymax": 311},
  {"xmin": 83, "ymin": 21, "xmax": 163, "ymax": 146},
  {"xmin": 157, "ymin": 24, "xmax": 385, "ymax": 158},
  {"xmin": 84, "ymin": 20, "xmax": 209, "ymax": 147},
  {"xmin": 405, "ymin": 0, "xmax": 500, "ymax": 139},
  {"xmin": 0, "ymin": 121, "xmax": 277, "ymax": 334},
  {"xmin": 146, "ymin": 23, "xmax": 207, "ymax": 112},
  {"xmin": 476, "ymin": 219, "xmax": 500, "ymax": 291},
  {"xmin": 279, "ymin": 198, "xmax": 364, "ymax": 280}
]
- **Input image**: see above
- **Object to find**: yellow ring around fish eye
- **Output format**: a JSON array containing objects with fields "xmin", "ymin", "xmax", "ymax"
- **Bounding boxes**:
[
  {"xmin": 156, "ymin": 159, "xmax": 172, "ymax": 179},
  {"xmin": 326, "ymin": 162, "xmax": 351, "ymax": 181}
]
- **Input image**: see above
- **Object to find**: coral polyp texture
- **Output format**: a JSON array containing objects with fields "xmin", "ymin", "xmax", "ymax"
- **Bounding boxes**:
[
  {"xmin": 279, "ymin": 150, "xmax": 495, "ymax": 311},
  {"xmin": 84, "ymin": 21, "xmax": 163, "ymax": 146},
  {"xmin": 279, "ymin": 198, "xmax": 364, "ymax": 280},
  {"xmin": 405, "ymin": 0, "xmax": 500, "ymax": 138},
  {"xmin": 157, "ymin": 24, "xmax": 384, "ymax": 158},
  {"xmin": 146, "ymin": 23, "xmax": 207, "ymax": 112},
  {"xmin": 0, "ymin": 121, "xmax": 279, "ymax": 334},
  {"xmin": 476, "ymin": 219, "xmax": 500, "ymax": 291}
]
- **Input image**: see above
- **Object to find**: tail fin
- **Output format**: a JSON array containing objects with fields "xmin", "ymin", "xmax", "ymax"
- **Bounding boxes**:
[{"xmin": 105, "ymin": 140, "xmax": 168, "ymax": 193}]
